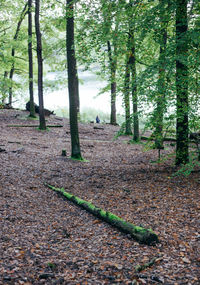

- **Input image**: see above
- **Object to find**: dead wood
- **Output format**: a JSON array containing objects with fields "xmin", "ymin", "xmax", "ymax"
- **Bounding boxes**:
[
  {"xmin": 46, "ymin": 184, "xmax": 159, "ymax": 245},
  {"xmin": 7, "ymin": 124, "xmax": 63, "ymax": 128},
  {"xmin": 141, "ymin": 136, "xmax": 176, "ymax": 142},
  {"xmin": 94, "ymin": 126, "xmax": 104, "ymax": 130}
]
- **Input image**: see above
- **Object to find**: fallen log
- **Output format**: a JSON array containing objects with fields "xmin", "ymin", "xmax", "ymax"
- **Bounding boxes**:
[
  {"xmin": 141, "ymin": 136, "xmax": 176, "ymax": 142},
  {"xmin": 94, "ymin": 126, "xmax": 104, "ymax": 130},
  {"xmin": 46, "ymin": 184, "xmax": 159, "ymax": 245},
  {"xmin": 7, "ymin": 124, "xmax": 63, "ymax": 128}
]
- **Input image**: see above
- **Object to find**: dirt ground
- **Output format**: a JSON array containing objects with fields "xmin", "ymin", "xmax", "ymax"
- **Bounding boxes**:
[{"xmin": 0, "ymin": 109, "xmax": 199, "ymax": 284}]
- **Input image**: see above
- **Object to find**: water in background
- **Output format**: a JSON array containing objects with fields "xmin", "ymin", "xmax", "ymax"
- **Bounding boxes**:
[
  {"xmin": 14, "ymin": 69, "xmax": 123, "ymax": 121},
  {"xmin": 44, "ymin": 70, "xmax": 123, "ymax": 115}
]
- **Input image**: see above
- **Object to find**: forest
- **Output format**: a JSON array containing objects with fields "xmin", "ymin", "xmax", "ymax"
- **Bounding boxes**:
[{"xmin": 0, "ymin": 0, "xmax": 200, "ymax": 284}]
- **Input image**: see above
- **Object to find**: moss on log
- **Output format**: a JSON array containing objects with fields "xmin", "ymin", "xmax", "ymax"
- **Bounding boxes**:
[
  {"xmin": 46, "ymin": 184, "xmax": 159, "ymax": 245},
  {"xmin": 141, "ymin": 136, "xmax": 176, "ymax": 142}
]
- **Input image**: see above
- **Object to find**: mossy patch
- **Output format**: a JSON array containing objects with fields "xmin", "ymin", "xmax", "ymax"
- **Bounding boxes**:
[
  {"xmin": 46, "ymin": 184, "xmax": 159, "ymax": 245},
  {"xmin": 70, "ymin": 157, "xmax": 89, "ymax": 162},
  {"xmin": 27, "ymin": 115, "xmax": 38, "ymax": 120},
  {"xmin": 36, "ymin": 127, "xmax": 50, "ymax": 132}
]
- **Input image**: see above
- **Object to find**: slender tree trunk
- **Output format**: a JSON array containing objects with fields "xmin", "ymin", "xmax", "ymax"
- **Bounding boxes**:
[
  {"xmin": 8, "ymin": 3, "xmax": 28, "ymax": 106},
  {"xmin": 28, "ymin": 0, "xmax": 35, "ymax": 118},
  {"xmin": 129, "ymin": 30, "xmax": 139, "ymax": 141},
  {"xmin": 124, "ymin": 56, "xmax": 132, "ymax": 135},
  {"xmin": 107, "ymin": 41, "xmax": 117, "ymax": 125},
  {"xmin": 154, "ymin": 0, "xmax": 168, "ymax": 149},
  {"xmin": 176, "ymin": 0, "xmax": 189, "ymax": 165},
  {"xmin": 35, "ymin": 0, "xmax": 46, "ymax": 130},
  {"xmin": 66, "ymin": 0, "xmax": 82, "ymax": 159}
]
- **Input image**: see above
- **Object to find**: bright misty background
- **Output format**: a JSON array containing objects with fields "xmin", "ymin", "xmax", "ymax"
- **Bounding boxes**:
[{"xmin": 13, "ymin": 69, "xmax": 124, "ymax": 123}]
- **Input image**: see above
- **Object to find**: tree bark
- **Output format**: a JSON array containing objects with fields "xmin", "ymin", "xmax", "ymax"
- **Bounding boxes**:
[
  {"xmin": 176, "ymin": 0, "xmax": 189, "ymax": 165},
  {"xmin": 66, "ymin": 0, "xmax": 82, "ymax": 159},
  {"xmin": 47, "ymin": 184, "xmax": 159, "ymax": 245},
  {"xmin": 154, "ymin": 0, "xmax": 168, "ymax": 150},
  {"xmin": 129, "ymin": 30, "xmax": 139, "ymax": 141},
  {"xmin": 35, "ymin": 0, "xmax": 46, "ymax": 130},
  {"xmin": 107, "ymin": 41, "xmax": 117, "ymax": 125},
  {"xmin": 124, "ymin": 56, "xmax": 132, "ymax": 135},
  {"xmin": 28, "ymin": 0, "xmax": 35, "ymax": 118}
]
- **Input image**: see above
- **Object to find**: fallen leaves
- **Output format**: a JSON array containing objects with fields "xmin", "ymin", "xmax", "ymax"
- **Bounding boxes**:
[{"xmin": 0, "ymin": 109, "xmax": 199, "ymax": 284}]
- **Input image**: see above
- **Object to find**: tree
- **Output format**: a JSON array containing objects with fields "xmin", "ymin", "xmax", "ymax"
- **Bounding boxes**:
[
  {"xmin": 154, "ymin": 0, "xmax": 169, "ymax": 149},
  {"xmin": 175, "ymin": 0, "xmax": 189, "ymax": 165},
  {"xmin": 76, "ymin": 0, "xmax": 125, "ymax": 125},
  {"xmin": 130, "ymin": 30, "xmax": 139, "ymax": 141},
  {"xmin": 128, "ymin": 0, "xmax": 139, "ymax": 141},
  {"xmin": 35, "ymin": 0, "xmax": 46, "ymax": 130},
  {"xmin": 124, "ymin": 41, "xmax": 132, "ymax": 135},
  {"xmin": 107, "ymin": 40, "xmax": 117, "ymax": 125},
  {"xmin": 66, "ymin": 0, "xmax": 82, "ymax": 159},
  {"xmin": 8, "ymin": 2, "xmax": 28, "ymax": 106},
  {"xmin": 105, "ymin": 2, "xmax": 120, "ymax": 126},
  {"xmin": 28, "ymin": 0, "xmax": 35, "ymax": 118}
]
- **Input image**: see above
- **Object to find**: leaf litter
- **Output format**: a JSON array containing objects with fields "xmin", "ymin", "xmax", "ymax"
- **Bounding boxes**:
[{"xmin": 0, "ymin": 109, "xmax": 199, "ymax": 284}]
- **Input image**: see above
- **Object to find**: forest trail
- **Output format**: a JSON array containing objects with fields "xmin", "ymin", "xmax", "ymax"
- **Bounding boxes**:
[{"xmin": 0, "ymin": 109, "xmax": 199, "ymax": 284}]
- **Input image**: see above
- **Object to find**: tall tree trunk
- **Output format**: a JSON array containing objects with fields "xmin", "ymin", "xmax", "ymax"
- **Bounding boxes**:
[
  {"xmin": 28, "ymin": 0, "xmax": 35, "ymax": 118},
  {"xmin": 8, "ymin": 3, "xmax": 28, "ymax": 107},
  {"xmin": 107, "ymin": 41, "xmax": 117, "ymax": 125},
  {"xmin": 154, "ymin": 0, "xmax": 168, "ymax": 149},
  {"xmin": 176, "ymin": 0, "xmax": 189, "ymax": 165},
  {"xmin": 129, "ymin": 30, "xmax": 139, "ymax": 141},
  {"xmin": 124, "ymin": 56, "xmax": 132, "ymax": 135},
  {"xmin": 66, "ymin": 0, "xmax": 82, "ymax": 159},
  {"xmin": 35, "ymin": 0, "xmax": 46, "ymax": 130}
]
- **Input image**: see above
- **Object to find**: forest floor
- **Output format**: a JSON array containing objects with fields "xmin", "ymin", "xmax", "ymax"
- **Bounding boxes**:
[{"xmin": 0, "ymin": 109, "xmax": 199, "ymax": 285}]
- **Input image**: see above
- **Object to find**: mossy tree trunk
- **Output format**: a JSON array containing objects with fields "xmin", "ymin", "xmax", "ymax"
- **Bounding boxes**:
[
  {"xmin": 124, "ymin": 49, "xmax": 132, "ymax": 135},
  {"xmin": 66, "ymin": 0, "xmax": 82, "ymax": 159},
  {"xmin": 47, "ymin": 184, "xmax": 159, "ymax": 245},
  {"xmin": 35, "ymin": 0, "xmax": 46, "ymax": 130},
  {"xmin": 175, "ymin": 0, "xmax": 189, "ymax": 165},
  {"xmin": 129, "ymin": 28, "xmax": 139, "ymax": 141},
  {"xmin": 154, "ymin": 0, "xmax": 169, "ymax": 150},
  {"xmin": 28, "ymin": 0, "xmax": 35, "ymax": 118}
]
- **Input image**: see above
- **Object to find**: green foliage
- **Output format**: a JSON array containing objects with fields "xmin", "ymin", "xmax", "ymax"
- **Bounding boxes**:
[
  {"xmin": 173, "ymin": 159, "xmax": 200, "ymax": 177},
  {"xmin": 0, "ymin": 0, "xmax": 199, "ymax": 166}
]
